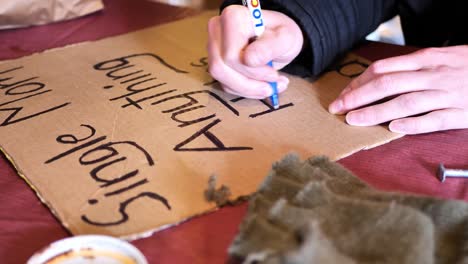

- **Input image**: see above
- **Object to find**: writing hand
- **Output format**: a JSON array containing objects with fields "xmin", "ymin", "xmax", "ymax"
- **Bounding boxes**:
[
  {"xmin": 329, "ymin": 46, "xmax": 468, "ymax": 134},
  {"xmin": 207, "ymin": 5, "xmax": 303, "ymax": 99}
]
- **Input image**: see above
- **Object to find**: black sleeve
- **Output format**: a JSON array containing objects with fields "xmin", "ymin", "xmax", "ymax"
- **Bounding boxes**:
[
  {"xmin": 398, "ymin": 0, "xmax": 468, "ymax": 47},
  {"xmin": 221, "ymin": 0, "xmax": 398, "ymax": 77}
]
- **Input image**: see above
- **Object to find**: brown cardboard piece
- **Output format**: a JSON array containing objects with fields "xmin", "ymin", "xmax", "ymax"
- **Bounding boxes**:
[{"xmin": 0, "ymin": 11, "xmax": 403, "ymax": 239}]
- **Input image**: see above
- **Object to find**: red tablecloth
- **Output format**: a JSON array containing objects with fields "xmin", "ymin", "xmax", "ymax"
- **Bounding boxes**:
[{"xmin": 0, "ymin": 1, "xmax": 467, "ymax": 263}]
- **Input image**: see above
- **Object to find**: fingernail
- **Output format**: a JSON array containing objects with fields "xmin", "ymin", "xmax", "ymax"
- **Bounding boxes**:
[
  {"xmin": 329, "ymin": 99, "xmax": 343, "ymax": 114},
  {"xmin": 276, "ymin": 82, "xmax": 287, "ymax": 94},
  {"xmin": 278, "ymin": 76, "xmax": 289, "ymax": 87},
  {"xmin": 261, "ymin": 83, "xmax": 274, "ymax": 97},
  {"xmin": 346, "ymin": 111, "xmax": 364, "ymax": 125},
  {"xmin": 389, "ymin": 121, "xmax": 405, "ymax": 133},
  {"xmin": 267, "ymin": 76, "xmax": 289, "ymax": 95}
]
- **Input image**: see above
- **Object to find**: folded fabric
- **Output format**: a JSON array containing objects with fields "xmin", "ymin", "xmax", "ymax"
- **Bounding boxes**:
[
  {"xmin": 0, "ymin": 0, "xmax": 103, "ymax": 30},
  {"xmin": 229, "ymin": 155, "xmax": 468, "ymax": 264}
]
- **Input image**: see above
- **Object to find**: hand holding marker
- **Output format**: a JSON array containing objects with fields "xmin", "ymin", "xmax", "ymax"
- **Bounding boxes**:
[{"xmin": 243, "ymin": 0, "xmax": 279, "ymax": 109}]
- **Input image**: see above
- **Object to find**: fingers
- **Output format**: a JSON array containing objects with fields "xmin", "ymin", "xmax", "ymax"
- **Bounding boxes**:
[
  {"xmin": 219, "ymin": 5, "xmax": 303, "ymax": 82},
  {"xmin": 336, "ymin": 47, "xmax": 462, "ymax": 99},
  {"xmin": 243, "ymin": 24, "xmax": 303, "ymax": 67},
  {"xmin": 208, "ymin": 6, "xmax": 300, "ymax": 99},
  {"xmin": 220, "ymin": 6, "xmax": 280, "ymax": 82},
  {"xmin": 345, "ymin": 90, "xmax": 450, "ymax": 126},
  {"xmin": 365, "ymin": 47, "xmax": 457, "ymax": 74},
  {"xmin": 329, "ymin": 71, "xmax": 437, "ymax": 114},
  {"xmin": 208, "ymin": 16, "xmax": 275, "ymax": 98},
  {"xmin": 337, "ymin": 55, "xmax": 428, "ymax": 98},
  {"xmin": 389, "ymin": 108, "xmax": 468, "ymax": 134},
  {"xmin": 207, "ymin": 16, "xmax": 222, "ymax": 47}
]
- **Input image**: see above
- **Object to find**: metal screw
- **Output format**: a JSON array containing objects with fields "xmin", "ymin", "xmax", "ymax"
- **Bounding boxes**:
[{"xmin": 437, "ymin": 163, "xmax": 468, "ymax": 182}]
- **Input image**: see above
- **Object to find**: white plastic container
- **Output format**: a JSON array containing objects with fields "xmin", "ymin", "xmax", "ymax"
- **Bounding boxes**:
[{"xmin": 27, "ymin": 235, "xmax": 148, "ymax": 264}]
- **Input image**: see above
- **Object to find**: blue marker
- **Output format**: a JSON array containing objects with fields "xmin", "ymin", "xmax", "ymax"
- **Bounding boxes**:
[{"xmin": 243, "ymin": 0, "xmax": 279, "ymax": 109}]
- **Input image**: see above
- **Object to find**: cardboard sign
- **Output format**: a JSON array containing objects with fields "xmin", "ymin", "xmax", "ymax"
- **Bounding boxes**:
[{"xmin": 0, "ymin": 11, "xmax": 402, "ymax": 239}]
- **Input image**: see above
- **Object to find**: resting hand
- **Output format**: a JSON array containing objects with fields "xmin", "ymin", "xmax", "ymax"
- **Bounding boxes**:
[
  {"xmin": 329, "ymin": 46, "xmax": 468, "ymax": 134},
  {"xmin": 207, "ymin": 5, "xmax": 303, "ymax": 99}
]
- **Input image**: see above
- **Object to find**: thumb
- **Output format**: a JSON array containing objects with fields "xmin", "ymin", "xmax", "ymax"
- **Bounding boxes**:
[{"xmin": 243, "ymin": 26, "xmax": 302, "ymax": 68}]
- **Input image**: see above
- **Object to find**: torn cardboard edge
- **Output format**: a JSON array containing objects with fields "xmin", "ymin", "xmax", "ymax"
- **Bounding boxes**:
[
  {"xmin": 1, "ymin": 145, "xmax": 251, "ymax": 241},
  {"xmin": 0, "ymin": 146, "xmax": 72, "ymax": 232},
  {"xmin": 1, "ymin": 144, "xmax": 251, "ymax": 241},
  {"xmin": 1, "ymin": 142, "xmax": 219, "ymax": 241},
  {"xmin": 205, "ymin": 175, "xmax": 251, "ymax": 207}
]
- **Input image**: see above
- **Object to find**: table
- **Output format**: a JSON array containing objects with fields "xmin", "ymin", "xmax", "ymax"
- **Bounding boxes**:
[{"xmin": 0, "ymin": 1, "xmax": 467, "ymax": 263}]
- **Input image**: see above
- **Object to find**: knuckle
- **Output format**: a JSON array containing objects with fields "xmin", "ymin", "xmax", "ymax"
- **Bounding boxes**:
[
  {"xmin": 374, "ymin": 75, "xmax": 394, "ymax": 93},
  {"xmin": 222, "ymin": 50, "xmax": 238, "ymax": 65},
  {"xmin": 253, "ymin": 68, "xmax": 269, "ymax": 80},
  {"xmin": 207, "ymin": 17, "xmax": 217, "ymax": 31},
  {"xmin": 359, "ymin": 109, "xmax": 377, "ymax": 124},
  {"xmin": 369, "ymin": 60, "xmax": 387, "ymax": 74},
  {"xmin": 433, "ymin": 64, "xmax": 451, "ymax": 73},
  {"xmin": 449, "ymin": 93, "xmax": 464, "ymax": 108},
  {"xmin": 417, "ymin": 47, "xmax": 443, "ymax": 58},
  {"xmin": 436, "ymin": 109, "xmax": 466, "ymax": 131},
  {"xmin": 402, "ymin": 117, "xmax": 428, "ymax": 133},
  {"xmin": 462, "ymin": 111, "xmax": 468, "ymax": 126},
  {"xmin": 435, "ymin": 114, "xmax": 450, "ymax": 131},
  {"xmin": 252, "ymin": 83, "xmax": 270, "ymax": 98},
  {"xmin": 279, "ymin": 26, "xmax": 303, "ymax": 57},
  {"xmin": 275, "ymin": 26, "xmax": 290, "ymax": 40},
  {"xmin": 398, "ymin": 95, "xmax": 418, "ymax": 112},
  {"xmin": 407, "ymin": 120, "xmax": 421, "ymax": 132},
  {"xmin": 245, "ymin": 45, "xmax": 263, "ymax": 65},
  {"xmin": 247, "ymin": 43, "xmax": 261, "ymax": 56},
  {"xmin": 220, "ymin": 5, "xmax": 240, "ymax": 24},
  {"xmin": 347, "ymin": 77, "xmax": 360, "ymax": 91},
  {"xmin": 456, "ymin": 45, "xmax": 468, "ymax": 56},
  {"xmin": 341, "ymin": 93, "xmax": 356, "ymax": 109},
  {"xmin": 368, "ymin": 110, "xmax": 379, "ymax": 124},
  {"xmin": 207, "ymin": 21, "xmax": 219, "ymax": 37},
  {"xmin": 208, "ymin": 59, "xmax": 223, "ymax": 80}
]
